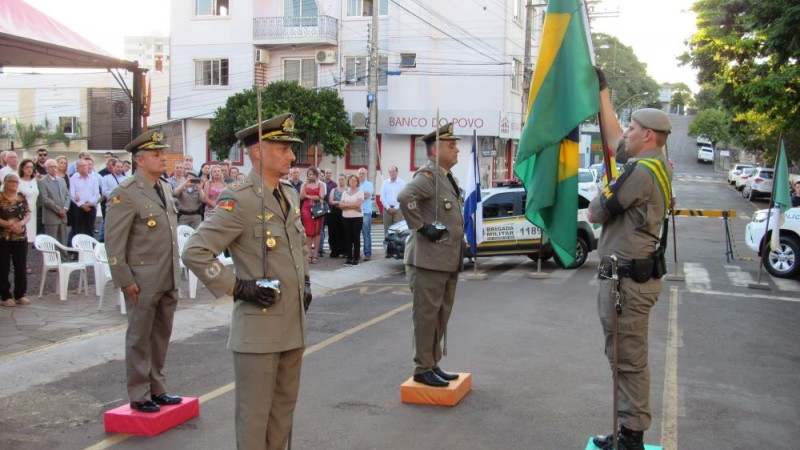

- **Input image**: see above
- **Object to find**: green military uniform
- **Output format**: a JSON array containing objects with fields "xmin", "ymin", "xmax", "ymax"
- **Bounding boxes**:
[
  {"xmin": 588, "ymin": 109, "xmax": 673, "ymax": 434},
  {"xmin": 105, "ymin": 132, "xmax": 181, "ymax": 406},
  {"xmin": 181, "ymin": 114, "xmax": 307, "ymax": 450},
  {"xmin": 398, "ymin": 124, "xmax": 464, "ymax": 379}
]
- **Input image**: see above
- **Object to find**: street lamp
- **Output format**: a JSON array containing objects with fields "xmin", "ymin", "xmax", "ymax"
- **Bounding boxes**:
[{"xmin": 615, "ymin": 92, "xmax": 650, "ymax": 123}]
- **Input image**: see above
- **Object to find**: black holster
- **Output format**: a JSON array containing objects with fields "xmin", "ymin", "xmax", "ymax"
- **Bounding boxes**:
[
  {"xmin": 651, "ymin": 247, "xmax": 667, "ymax": 279},
  {"xmin": 630, "ymin": 258, "xmax": 654, "ymax": 283}
]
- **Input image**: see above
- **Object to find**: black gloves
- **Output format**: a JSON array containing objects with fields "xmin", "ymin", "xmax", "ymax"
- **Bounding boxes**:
[
  {"xmin": 303, "ymin": 275, "xmax": 312, "ymax": 312},
  {"xmin": 233, "ymin": 278, "xmax": 279, "ymax": 308},
  {"xmin": 594, "ymin": 66, "xmax": 608, "ymax": 91},
  {"xmin": 418, "ymin": 223, "xmax": 445, "ymax": 241}
]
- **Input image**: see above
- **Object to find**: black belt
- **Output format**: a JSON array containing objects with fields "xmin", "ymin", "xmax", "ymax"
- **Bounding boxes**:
[
  {"xmin": 598, "ymin": 263, "xmax": 633, "ymax": 279},
  {"xmin": 178, "ymin": 209, "xmax": 202, "ymax": 217}
]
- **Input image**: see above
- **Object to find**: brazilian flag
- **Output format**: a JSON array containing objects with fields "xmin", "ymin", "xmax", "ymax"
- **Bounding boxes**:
[{"xmin": 513, "ymin": 0, "xmax": 599, "ymax": 267}]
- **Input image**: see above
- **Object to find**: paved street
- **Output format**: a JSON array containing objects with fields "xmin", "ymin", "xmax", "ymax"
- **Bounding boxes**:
[{"xmin": 1, "ymin": 115, "xmax": 799, "ymax": 449}]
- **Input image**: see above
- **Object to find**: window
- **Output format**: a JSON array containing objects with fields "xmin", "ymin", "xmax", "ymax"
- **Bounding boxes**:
[
  {"xmin": 0, "ymin": 117, "xmax": 16, "ymax": 136},
  {"xmin": 513, "ymin": 0, "xmax": 523, "ymax": 22},
  {"xmin": 347, "ymin": 0, "xmax": 388, "ymax": 16},
  {"xmin": 345, "ymin": 55, "xmax": 388, "ymax": 86},
  {"xmin": 511, "ymin": 58, "xmax": 522, "ymax": 91},
  {"xmin": 59, "ymin": 116, "xmax": 78, "ymax": 135},
  {"xmin": 194, "ymin": 58, "xmax": 229, "ymax": 86},
  {"xmin": 410, "ymin": 135, "xmax": 428, "ymax": 171},
  {"xmin": 345, "ymin": 133, "xmax": 381, "ymax": 169},
  {"xmin": 196, "ymin": 0, "xmax": 229, "ymax": 16},
  {"xmin": 285, "ymin": 0, "xmax": 318, "ymax": 26},
  {"xmin": 483, "ymin": 192, "xmax": 517, "ymax": 219},
  {"xmin": 283, "ymin": 58, "xmax": 317, "ymax": 88},
  {"xmin": 399, "ymin": 53, "xmax": 416, "ymax": 68}
]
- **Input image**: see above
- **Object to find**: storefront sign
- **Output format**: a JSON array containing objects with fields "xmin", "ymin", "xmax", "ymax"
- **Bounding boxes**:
[
  {"xmin": 498, "ymin": 111, "xmax": 522, "ymax": 139},
  {"xmin": 378, "ymin": 110, "xmax": 500, "ymax": 135}
]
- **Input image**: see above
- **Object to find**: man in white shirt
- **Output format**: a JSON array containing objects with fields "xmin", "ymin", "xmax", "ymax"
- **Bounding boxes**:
[
  {"xmin": 0, "ymin": 151, "xmax": 19, "ymax": 181},
  {"xmin": 67, "ymin": 151, "xmax": 92, "ymax": 176},
  {"xmin": 99, "ymin": 158, "xmax": 128, "ymax": 242},
  {"xmin": 69, "ymin": 159, "xmax": 100, "ymax": 240},
  {"xmin": 380, "ymin": 165, "xmax": 407, "ymax": 236}
]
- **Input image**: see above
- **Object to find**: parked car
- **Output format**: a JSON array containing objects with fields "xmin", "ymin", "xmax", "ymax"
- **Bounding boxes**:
[
  {"xmin": 744, "ymin": 206, "xmax": 800, "ymax": 278},
  {"xmin": 696, "ymin": 135, "xmax": 712, "ymax": 146},
  {"xmin": 697, "ymin": 146, "xmax": 714, "ymax": 163},
  {"xmin": 384, "ymin": 187, "xmax": 601, "ymax": 269},
  {"xmin": 741, "ymin": 168, "xmax": 774, "ymax": 200},
  {"xmin": 734, "ymin": 167, "xmax": 756, "ymax": 191},
  {"xmin": 727, "ymin": 163, "xmax": 753, "ymax": 185},
  {"xmin": 578, "ymin": 168, "xmax": 599, "ymax": 201}
]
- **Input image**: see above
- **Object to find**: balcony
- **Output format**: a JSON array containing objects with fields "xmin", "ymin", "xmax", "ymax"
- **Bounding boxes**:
[{"xmin": 253, "ymin": 15, "xmax": 338, "ymax": 47}]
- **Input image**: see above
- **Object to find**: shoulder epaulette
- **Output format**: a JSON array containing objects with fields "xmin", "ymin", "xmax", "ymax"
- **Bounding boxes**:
[
  {"xmin": 119, "ymin": 177, "xmax": 135, "ymax": 188},
  {"xmin": 280, "ymin": 179, "xmax": 293, "ymax": 187},
  {"xmin": 230, "ymin": 179, "xmax": 252, "ymax": 192}
]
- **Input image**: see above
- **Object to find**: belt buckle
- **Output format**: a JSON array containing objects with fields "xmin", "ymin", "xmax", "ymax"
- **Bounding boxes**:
[{"xmin": 597, "ymin": 264, "xmax": 611, "ymax": 280}]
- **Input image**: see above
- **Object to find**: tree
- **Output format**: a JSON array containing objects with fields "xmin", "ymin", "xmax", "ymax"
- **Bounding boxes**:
[
  {"xmin": 688, "ymin": 108, "xmax": 731, "ymax": 148},
  {"xmin": 682, "ymin": 0, "xmax": 800, "ymax": 164},
  {"xmin": 208, "ymin": 81, "xmax": 354, "ymax": 161},
  {"xmin": 667, "ymin": 82, "xmax": 693, "ymax": 114},
  {"xmin": 592, "ymin": 33, "xmax": 661, "ymax": 110}
]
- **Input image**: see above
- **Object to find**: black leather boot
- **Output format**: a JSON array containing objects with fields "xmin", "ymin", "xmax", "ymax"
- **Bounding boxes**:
[{"xmin": 592, "ymin": 425, "xmax": 644, "ymax": 450}]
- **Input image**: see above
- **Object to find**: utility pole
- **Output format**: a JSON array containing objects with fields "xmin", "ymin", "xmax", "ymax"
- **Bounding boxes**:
[
  {"xmin": 520, "ymin": 0, "xmax": 534, "ymax": 125},
  {"xmin": 367, "ymin": 0, "xmax": 379, "ymax": 186}
]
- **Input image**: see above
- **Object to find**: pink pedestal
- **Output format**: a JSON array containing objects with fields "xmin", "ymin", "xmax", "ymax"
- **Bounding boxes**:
[{"xmin": 104, "ymin": 397, "xmax": 200, "ymax": 436}]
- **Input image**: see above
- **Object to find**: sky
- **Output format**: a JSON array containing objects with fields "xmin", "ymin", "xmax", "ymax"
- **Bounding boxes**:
[{"xmin": 21, "ymin": 0, "xmax": 699, "ymax": 91}]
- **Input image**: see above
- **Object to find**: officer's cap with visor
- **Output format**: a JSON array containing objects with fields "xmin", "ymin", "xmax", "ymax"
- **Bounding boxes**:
[
  {"xmin": 125, "ymin": 130, "xmax": 169, "ymax": 155},
  {"xmin": 631, "ymin": 108, "xmax": 672, "ymax": 134},
  {"xmin": 236, "ymin": 113, "xmax": 304, "ymax": 148},
  {"xmin": 421, "ymin": 122, "xmax": 461, "ymax": 146}
]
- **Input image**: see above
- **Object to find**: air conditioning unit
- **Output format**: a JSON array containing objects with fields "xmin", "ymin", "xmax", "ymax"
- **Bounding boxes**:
[
  {"xmin": 351, "ymin": 112, "xmax": 367, "ymax": 130},
  {"xmin": 316, "ymin": 50, "xmax": 336, "ymax": 64},
  {"xmin": 255, "ymin": 49, "xmax": 269, "ymax": 64}
]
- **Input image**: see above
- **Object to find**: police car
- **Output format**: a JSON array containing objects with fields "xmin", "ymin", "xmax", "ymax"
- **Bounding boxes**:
[
  {"xmin": 384, "ymin": 186, "xmax": 602, "ymax": 269},
  {"xmin": 744, "ymin": 206, "xmax": 800, "ymax": 278}
]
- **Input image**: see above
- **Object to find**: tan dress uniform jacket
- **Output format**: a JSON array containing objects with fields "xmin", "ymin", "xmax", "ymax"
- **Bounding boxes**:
[
  {"xmin": 105, "ymin": 172, "xmax": 180, "ymax": 403},
  {"xmin": 398, "ymin": 161, "xmax": 464, "ymax": 374},
  {"xmin": 588, "ymin": 147, "xmax": 673, "ymax": 432},
  {"xmin": 182, "ymin": 171, "xmax": 307, "ymax": 450}
]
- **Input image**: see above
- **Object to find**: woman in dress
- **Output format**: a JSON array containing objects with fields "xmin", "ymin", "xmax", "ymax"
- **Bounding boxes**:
[
  {"xmin": 339, "ymin": 174, "xmax": 364, "ymax": 267},
  {"xmin": 203, "ymin": 165, "xmax": 226, "ymax": 214},
  {"xmin": 327, "ymin": 174, "xmax": 346, "ymax": 258},
  {"xmin": 0, "ymin": 173, "xmax": 32, "ymax": 307},
  {"xmin": 17, "ymin": 159, "xmax": 39, "ymax": 273},
  {"xmin": 299, "ymin": 166, "xmax": 327, "ymax": 263}
]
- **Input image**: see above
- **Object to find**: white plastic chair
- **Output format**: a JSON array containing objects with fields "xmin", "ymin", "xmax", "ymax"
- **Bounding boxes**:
[
  {"xmin": 177, "ymin": 224, "xmax": 195, "ymax": 240},
  {"xmin": 71, "ymin": 234, "xmax": 101, "ymax": 295},
  {"xmin": 93, "ymin": 243, "xmax": 125, "ymax": 314},
  {"xmin": 34, "ymin": 235, "xmax": 89, "ymax": 301},
  {"xmin": 177, "ymin": 232, "xmax": 199, "ymax": 299}
]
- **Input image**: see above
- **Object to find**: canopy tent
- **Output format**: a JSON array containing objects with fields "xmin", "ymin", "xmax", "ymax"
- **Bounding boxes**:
[{"xmin": 0, "ymin": 0, "xmax": 145, "ymax": 136}]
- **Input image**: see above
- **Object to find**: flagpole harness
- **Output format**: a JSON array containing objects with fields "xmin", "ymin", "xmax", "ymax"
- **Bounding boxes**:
[{"xmin": 432, "ymin": 110, "xmax": 447, "ymax": 242}]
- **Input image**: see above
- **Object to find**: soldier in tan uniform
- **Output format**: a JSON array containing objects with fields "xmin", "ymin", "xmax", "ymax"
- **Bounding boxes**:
[
  {"xmin": 105, "ymin": 130, "xmax": 183, "ymax": 413},
  {"xmin": 588, "ymin": 69, "xmax": 674, "ymax": 450},
  {"xmin": 398, "ymin": 122, "xmax": 464, "ymax": 388},
  {"xmin": 182, "ymin": 113, "xmax": 311, "ymax": 450}
]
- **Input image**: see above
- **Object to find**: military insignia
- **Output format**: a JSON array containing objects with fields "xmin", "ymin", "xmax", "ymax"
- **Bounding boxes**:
[
  {"xmin": 257, "ymin": 212, "xmax": 274, "ymax": 221},
  {"xmin": 205, "ymin": 262, "xmax": 222, "ymax": 279},
  {"xmin": 295, "ymin": 207, "xmax": 300, "ymax": 215},
  {"xmin": 444, "ymin": 199, "xmax": 452, "ymax": 210},
  {"xmin": 151, "ymin": 131, "xmax": 163, "ymax": 142},
  {"xmin": 217, "ymin": 199, "xmax": 236, "ymax": 211},
  {"xmin": 407, "ymin": 201, "xmax": 417, "ymax": 210},
  {"xmin": 282, "ymin": 116, "xmax": 295, "ymax": 132},
  {"xmin": 147, "ymin": 218, "xmax": 157, "ymax": 228},
  {"xmin": 108, "ymin": 256, "xmax": 117, "ymax": 266},
  {"xmin": 266, "ymin": 237, "xmax": 277, "ymax": 249},
  {"xmin": 108, "ymin": 194, "xmax": 121, "ymax": 206}
]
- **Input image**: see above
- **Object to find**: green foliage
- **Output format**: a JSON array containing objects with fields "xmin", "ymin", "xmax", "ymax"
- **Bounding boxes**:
[
  {"xmin": 14, "ymin": 118, "xmax": 77, "ymax": 149},
  {"xmin": 208, "ymin": 81, "xmax": 354, "ymax": 161},
  {"xmin": 684, "ymin": 0, "xmax": 800, "ymax": 165},
  {"xmin": 688, "ymin": 108, "xmax": 731, "ymax": 147},
  {"xmin": 15, "ymin": 122, "xmax": 45, "ymax": 148},
  {"xmin": 592, "ymin": 33, "xmax": 661, "ymax": 108}
]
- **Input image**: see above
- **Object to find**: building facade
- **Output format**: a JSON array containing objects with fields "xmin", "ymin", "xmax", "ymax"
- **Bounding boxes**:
[
  {"xmin": 124, "ymin": 34, "xmax": 171, "ymax": 73},
  {"xmin": 169, "ymin": 0, "xmax": 541, "ymax": 190}
]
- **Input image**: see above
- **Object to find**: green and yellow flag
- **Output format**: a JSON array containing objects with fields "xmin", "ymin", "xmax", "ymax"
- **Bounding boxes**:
[{"xmin": 513, "ymin": 0, "xmax": 599, "ymax": 267}]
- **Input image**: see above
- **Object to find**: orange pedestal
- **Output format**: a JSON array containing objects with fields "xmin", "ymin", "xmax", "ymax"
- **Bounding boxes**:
[
  {"xmin": 104, "ymin": 397, "xmax": 200, "ymax": 436},
  {"xmin": 400, "ymin": 373, "xmax": 472, "ymax": 406}
]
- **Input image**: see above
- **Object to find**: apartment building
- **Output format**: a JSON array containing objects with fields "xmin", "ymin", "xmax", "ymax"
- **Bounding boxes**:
[{"xmin": 170, "ymin": 0, "xmax": 540, "ymax": 184}]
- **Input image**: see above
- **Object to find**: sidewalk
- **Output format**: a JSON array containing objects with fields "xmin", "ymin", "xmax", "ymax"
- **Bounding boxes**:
[{"xmin": 0, "ymin": 242, "xmax": 403, "ymax": 399}]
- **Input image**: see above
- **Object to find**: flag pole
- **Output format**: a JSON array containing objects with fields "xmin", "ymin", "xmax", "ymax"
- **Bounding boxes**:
[
  {"xmin": 466, "ymin": 130, "xmax": 487, "ymax": 281},
  {"xmin": 749, "ymin": 133, "xmax": 783, "ymax": 290}
]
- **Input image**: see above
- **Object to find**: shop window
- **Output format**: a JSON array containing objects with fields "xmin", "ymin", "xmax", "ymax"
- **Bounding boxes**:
[{"xmin": 346, "ymin": 133, "xmax": 381, "ymax": 169}]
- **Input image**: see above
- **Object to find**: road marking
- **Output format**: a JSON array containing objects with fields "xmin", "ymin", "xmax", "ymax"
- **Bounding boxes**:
[
  {"xmin": 768, "ymin": 274, "xmax": 800, "ymax": 292},
  {"xmin": 493, "ymin": 262, "xmax": 530, "ymax": 282},
  {"xmin": 83, "ymin": 302, "xmax": 413, "ymax": 450},
  {"xmin": 691, "ymin": 289, "xmax": 800, "ymax": 303},
  {"xmin": 684, "ymin": 262, "xmax": 710, "ymax": 290},
  {"xmin": 724, "ymin": 265, "xmax": 754, "ymax": 287},
  {"xmin": 661, "ymin": 285, "xmax": 680, "ymax": 450}
]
